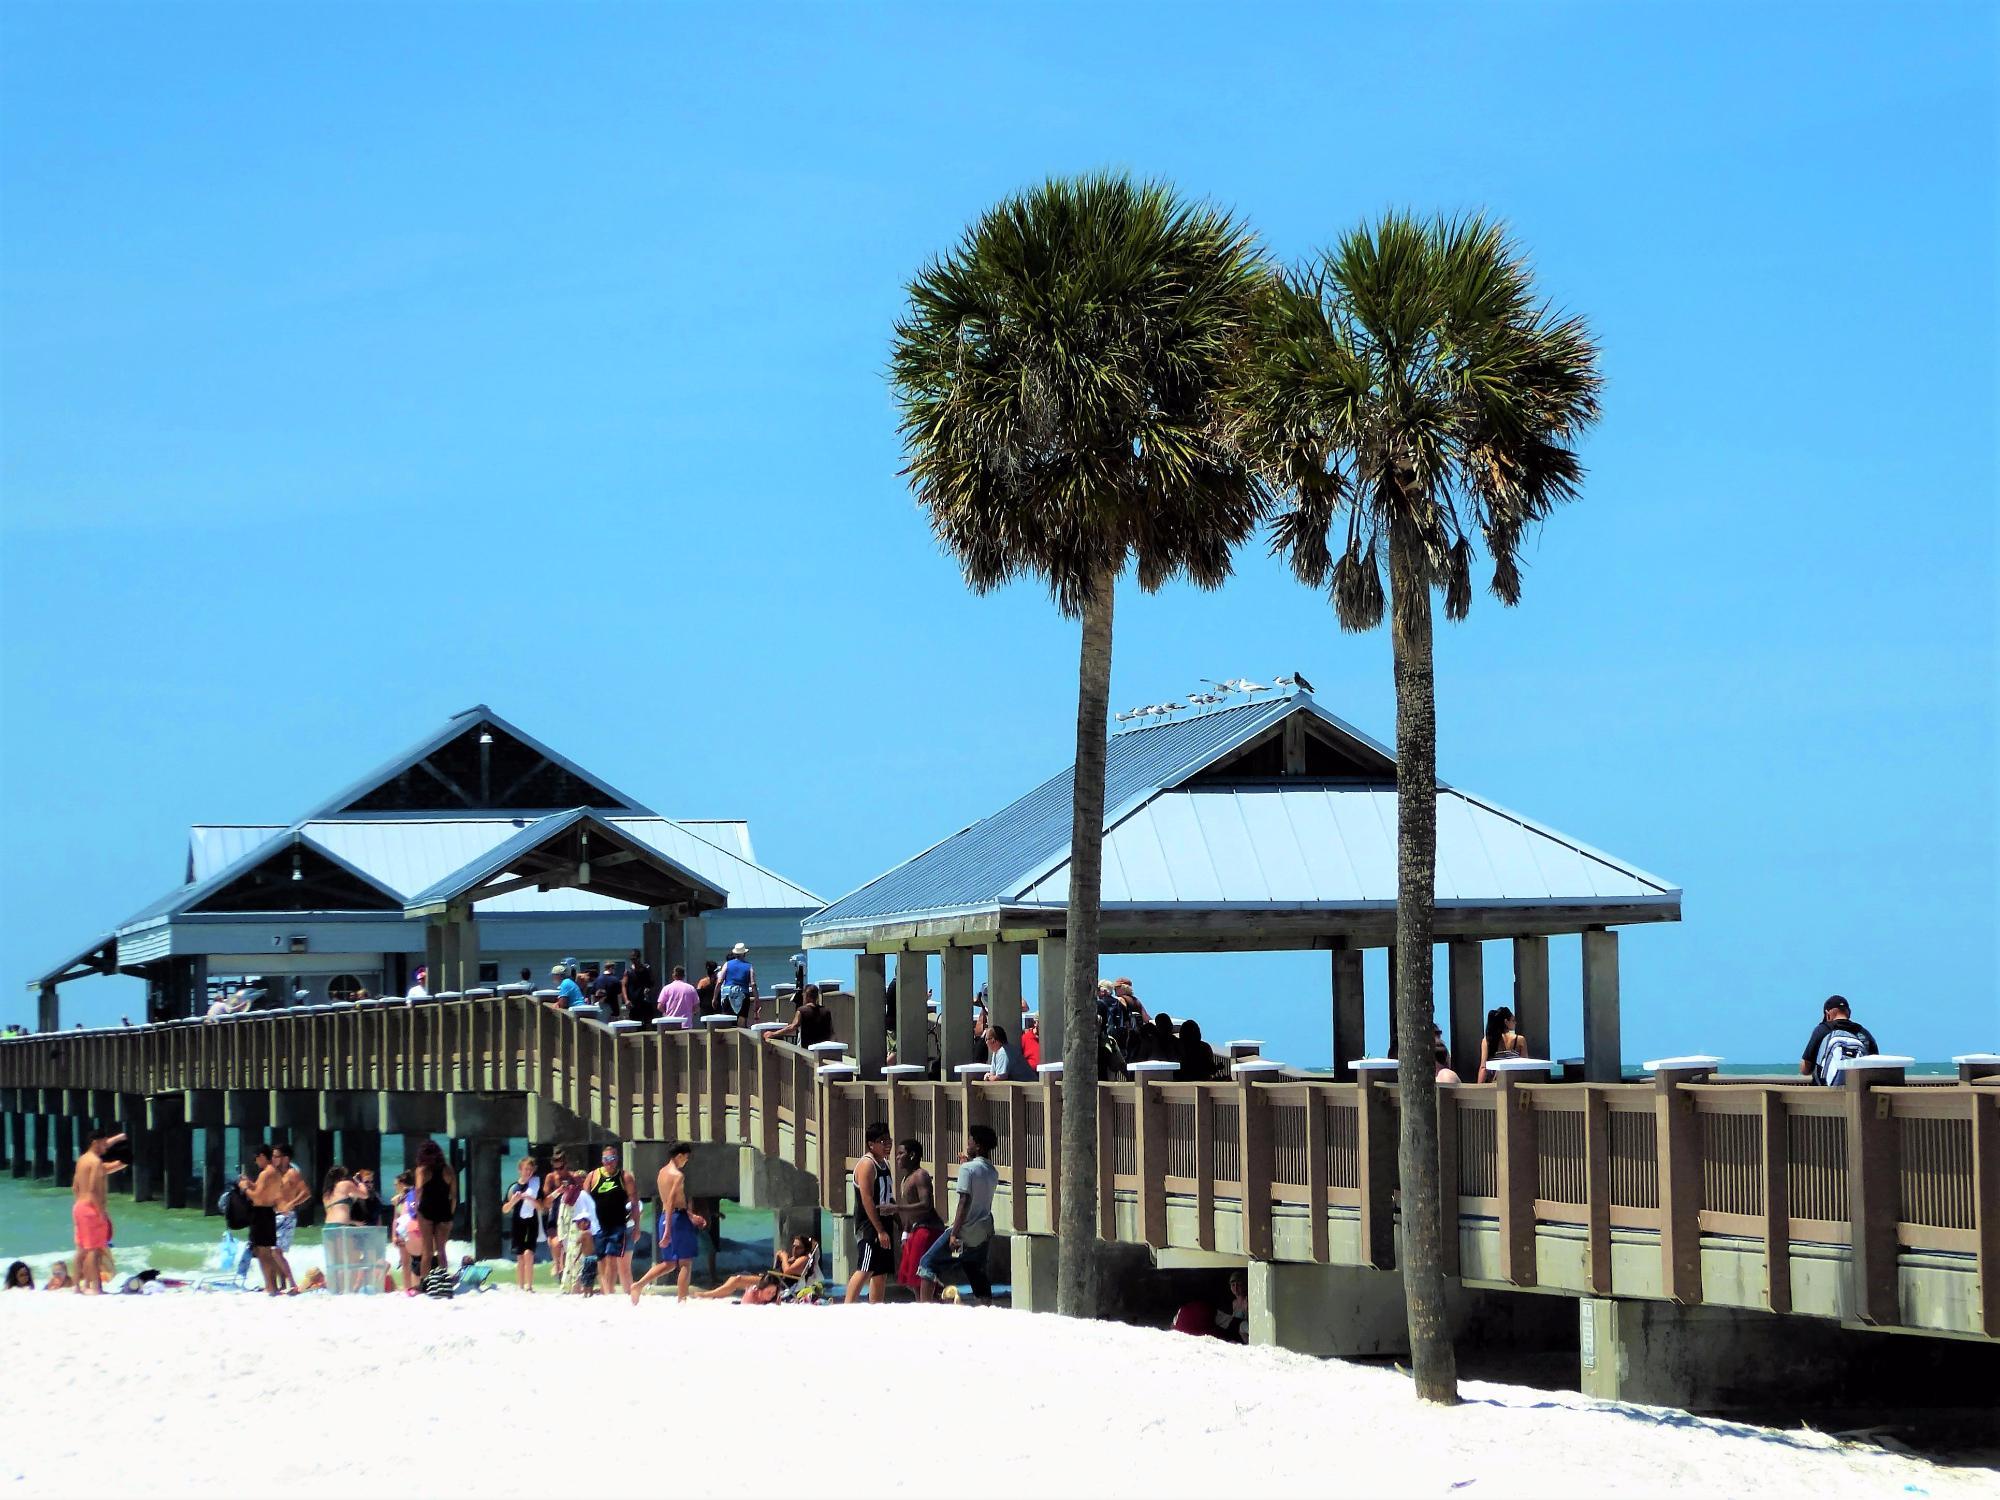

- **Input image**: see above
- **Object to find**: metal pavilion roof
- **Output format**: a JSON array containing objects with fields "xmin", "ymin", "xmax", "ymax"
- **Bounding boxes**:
[
  {"xmin": 185, "ymin": 817, "xmax": 817, "ymax": 914},
  {"xmin": 804, "ymin": 689, "xmax": 1679, "ymax": 944},
  {"xmin": 402, "ymin": 807, "xmax": 728, "ymax": 916}
]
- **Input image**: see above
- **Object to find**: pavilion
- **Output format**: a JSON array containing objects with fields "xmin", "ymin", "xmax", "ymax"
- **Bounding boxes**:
[
  {"xmin": 803, "ymin": 687, "xmax": 1679, "ymax": 1081},
  {"xmin": 26, "ymin": 705, "xmax": 821, "ymax": 1029}
]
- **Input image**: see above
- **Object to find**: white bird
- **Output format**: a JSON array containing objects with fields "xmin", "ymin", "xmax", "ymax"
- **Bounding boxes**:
[
  {"xmin": 1200, "ymin": 679, "xmax": 1237, "ymax": 695},
  {"xmin": 1115, "ymin": 709, "xmax": 1140, "ymax": 722},
  {"xmin": 1163, "ymin": 700, "xmax": 1185, "ymax": 712},
  {"xmin": 1275, "ymin": 671, "xmax": 1316, "ymax": 693},
  {"xmin": 1236, "ymin": 679, "xmax": 1272, "ymax": 695}
]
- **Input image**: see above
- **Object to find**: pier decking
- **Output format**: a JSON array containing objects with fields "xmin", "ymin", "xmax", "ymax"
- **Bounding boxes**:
[{"xmin": 3, "ymin": 994, "xmax": 1993, "ymax": 1345}]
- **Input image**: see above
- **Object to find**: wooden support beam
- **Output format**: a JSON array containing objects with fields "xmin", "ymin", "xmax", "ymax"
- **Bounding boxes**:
[
  {"xmin": 1448, "ymin": 940, "xmax": 1485, "ymax": 1083},
  {"xmin": 1239, "ymin": 1075, "xmax": 1274, "ymax": 1261},
  {"xmin": 1581, "ymin": 929, "xmax": 1622, "ymax": 1083},
  {"xmin": 1436, "ymin": 1083, "xmax": 1461, "ymax": 1277},
  {"xmin": 1305, "ymin": 1087, "xmax": 1329, "ymax": 1263},
  {"xmin": 1193, "ymin": 1086, "xmax": 1215, "ymax": 1252},
  {"xmin": 1042, "ymin": 1076, "xmax": 1063, "ymax": 1234},
  {"xmin": 1356, "ymin": 1071, "xmax": 1395, "ymax": 1270},
  {"xmin": 1847, "ymin": 1065, "xmax": 1903, "ymax": 1327},
  {"xmin": 1654, "ymin": 1065, "xmax": 1705, "ymax": 1304},
  {"xmin": 1972, "ymin": 1090, "xmax": 2000, "ymax": 1338},
  {"xmin": 1096, "ymin": 1085, "xmax": 1116, "ymax": 1240},
  {"xmin": 1006, "ymin": 1089, "xmax": 1027, "ymax": 1234},
  {"xmin": 893, "ymin": 950, "xmax": 929, "ymax": 1073},
  {"xmin": 853, "ymin": 954, "xmax": 888, "ymax": 1081},
  {"xmin": 1494, "ymin": 1073, "xmax": 1538, "ymax": 1286},
  {"xmin": 1760, "ymin": 1089, "xmax": 1792, "ymax": 1314},
  {"xmin": 1331, "ymin": 945, "xmax": 1365, "ymax": 1082},
  {"xmin": 1583, "ymin": 1086, "xmax": 1612, "ymax": 1294},
  {"xmin": 1135, "ymin": 1072, "xmax": 1167, "ymax": 1248},
  {"xmin": 940, "ymin": 946, "xmax": 975, "ymax": 1075},
  {"xmin": 1512, "ymin": 936, "xmax": 1551, "ymax": 1064}
]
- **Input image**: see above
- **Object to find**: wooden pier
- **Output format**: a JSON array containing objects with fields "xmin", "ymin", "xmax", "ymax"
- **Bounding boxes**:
[{"xmin": 3, "ymin": 994, "xmax": 1995, "ymax": 1349}]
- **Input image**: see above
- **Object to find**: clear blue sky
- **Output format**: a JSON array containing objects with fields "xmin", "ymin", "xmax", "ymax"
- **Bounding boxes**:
[{"xmin": 2, "ymin": 3, "xmax": 1993, "ymax": 1066}]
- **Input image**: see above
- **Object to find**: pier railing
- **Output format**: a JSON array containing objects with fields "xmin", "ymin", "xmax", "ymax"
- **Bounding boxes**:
[{"xmin": 3, "ymin": 998, "xmax": 1994, "ymax": 1337}]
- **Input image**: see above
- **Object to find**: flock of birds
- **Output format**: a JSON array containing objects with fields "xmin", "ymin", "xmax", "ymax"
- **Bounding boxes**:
[{"xmin": 1115, "ymin": 672, "xmax": 1315, "ymax": 724}]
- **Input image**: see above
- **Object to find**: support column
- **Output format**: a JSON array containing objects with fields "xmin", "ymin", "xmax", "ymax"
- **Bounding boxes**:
[
  {"xmin": 201, "ymin": 1127, "xmax": 227, "ymax": 1215},
  {"xmin": 1578, "ymin": 1299, "xmax": 1868, "ymax": 1408},
  {"xmin": 470, "ymin": 1139, "xmax": 505, "ymax": 1261},
  {"xmin": 161, "ymin": 1120, "xmax": 192, "ymax": 1211},
  {"xmin": 1581, "ymin": 929, "xmax": 1622, "ymax": 1083},
  {"xmin": 1009, "ymin": 1233, "xmax": 1060, "ymax": 1312},
  {"xmin": 31, "ymin": 1114, "xmax": 54, "ymax": 1178},
  {"xmin": 661, "ymin": 908, "xmax": 687, "ymax": 982},
  {"xmin": 132, "ymin": 1097, "xmax": 170, "ymax": 1203},
  {"xmin": 450, "ymin": 1139, "xmax": 472, "ymax": 1243},
  {"xmin": 399, "ymin": 1133, "xmax": 433, "ymax": 1181},
  {"xmin": 643, "ymin": 909, "xmax": 668, "ymax": 999},
  {"xmin": 7, "ymin": 1111, "xmax": 27, "ymax": 1177},
  {"xmin": 988, "ymin": 936, "xmax": 1024, "ymax": 1048},
  {"xmin": 941, "ymin": 946, "xmax": 976, "ymax": 1075},
  {"xmin": 1249, "ymin": 1261, "xmax": 1411, "ymax": 1357},
  {"xmin": 424, "ymin": 922, "xmax": 447, "ymax": 993},
  {"xmin": 342, "ymin": 1128, "xmax": 382, "ymax": 1189},
  {"xmin": 853, "ymin": 954, "xmax": 888, "ymax": 1080},
  {"xmin": 1331, "ymin": 944, "xmax": 1366, "ymax": 1081},
  {"xmin": 49, "ymin": 1113, "xmax": 74, "ymax": 1184},
  {"xmin": 1512, "ymin": 936, "xmax": 1551, "ymax": 1063},
  {"xmin": 1448, "ymin": 940, "xmax": 1485, "ymax": 1081},
  {"xmin": 452, "ymin": 908, "xmax": 481, "ymax": 995},
  {"xmin": 1026, "ymin": 935, "xmax": 1060, "ymax": 1064},
  {"xmin": 894, "ymin": 949, "xmax": 929, "ymax": 1073}
]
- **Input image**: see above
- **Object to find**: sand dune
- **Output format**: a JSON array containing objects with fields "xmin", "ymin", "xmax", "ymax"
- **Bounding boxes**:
[{"xmin": 0, "ymin": 1293, "xmax": 1984, "ymax": 1499}]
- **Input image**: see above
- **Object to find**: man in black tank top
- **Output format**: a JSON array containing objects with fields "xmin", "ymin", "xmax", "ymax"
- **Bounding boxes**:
[
  {"xmin": 585, "ymin": 1147, "xmax": 638, "ymax": 1297},
  {"xmin": 843, "ymin": 1121, "xmax": 895, "ymax": 1306}
]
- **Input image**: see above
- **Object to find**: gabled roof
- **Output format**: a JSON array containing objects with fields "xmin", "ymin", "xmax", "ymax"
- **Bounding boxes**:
[
  {"xmin": 28, "ymin": 933, "xmax": 118, "ymax": 991},
  {"xmin": 119, "ymin": 828, "xmax": 408, "ymax": 933},
  {"xmin": 403, "ymin": 808, "xmax": 729, "ymax": 916},
  {"xmin": 303, "ymin": 704, "xmax": 653, "ymax": 819},
  {"xmin": 187, "ymin": 817, "xmax": 819, "ymax": 912},
  {"xmin": 804, "ymin": 688, "xmax": 1679, "ymax": 942}
]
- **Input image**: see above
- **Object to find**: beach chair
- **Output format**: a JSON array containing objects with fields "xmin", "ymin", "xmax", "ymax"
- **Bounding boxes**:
[
  {"xmin": 452, "ymin": 1264, "xmax": 494, "ymax": 1295},
  {"xmin": 776, "ymin": 1239, "xmax": 825, "ymax": 1304}
]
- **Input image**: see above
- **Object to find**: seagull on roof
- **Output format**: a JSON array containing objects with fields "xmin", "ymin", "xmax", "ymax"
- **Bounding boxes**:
[
  {"xmin": 1200, "ymin": 679, "xmax": 1237, "ymax": 695},
  {"xmin": 1236, "ymin": 679, "xmax": 1272, "ymax": 695},
  {"xmin": 1274, "ymin": 672, "xmax": 1315, "ymax": 693},
  {"xmin": 1115, "ymin": 709, "xmax": 1140, "ymax": 722}
]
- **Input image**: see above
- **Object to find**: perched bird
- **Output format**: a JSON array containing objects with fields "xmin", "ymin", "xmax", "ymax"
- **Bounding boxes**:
[
  {"xmin": 1274, "ymin": 671, "xmax": 1315, "ymax": 693},
  {"xmin": 1115, "ymin": 709, "xmax": 1139, "ymax": 723},
  {"xmin": 1236, "ymin": 679, "xmax": 1272, "ymax": 695}
]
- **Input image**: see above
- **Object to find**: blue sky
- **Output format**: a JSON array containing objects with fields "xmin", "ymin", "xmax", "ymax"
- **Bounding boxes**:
[{"xmin": 2, "ymin": 3, "xmax": 1993, "ymax": 1066}]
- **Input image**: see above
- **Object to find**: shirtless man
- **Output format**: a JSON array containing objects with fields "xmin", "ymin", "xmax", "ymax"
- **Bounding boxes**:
[
  {"xmin": 271, "ymin": 1142, "xmax": 310, "ymax": 1293},
  {"xmin": 72, "ymin": 1127, "xmax": 127, "ymax": 1294},
  {"xmin": 843, "ymin": 1122, "xmax": 895, "ymax": 1306},
  {"xmin": 628, "ymin": 1141, "xmax": 706, "ymax": 1303},
  {"xmin": 887, "ymin": 1138, "xmax": 945, "ymax": 1300},
  {"xmin": 237, "ymin": 1144, "xmax": 285, "ymax": 1295}
]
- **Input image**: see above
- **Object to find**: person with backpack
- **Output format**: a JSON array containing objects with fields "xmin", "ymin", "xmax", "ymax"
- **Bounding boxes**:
[{"xmin": 1800, "ymin": 995, "xmax": 1881, "ymax": 1085}]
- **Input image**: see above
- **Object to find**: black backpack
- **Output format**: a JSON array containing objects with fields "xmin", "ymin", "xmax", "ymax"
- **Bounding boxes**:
[{"xmin": 223, "ymin": 1185, "xmax": 254, "ymax": 1231}]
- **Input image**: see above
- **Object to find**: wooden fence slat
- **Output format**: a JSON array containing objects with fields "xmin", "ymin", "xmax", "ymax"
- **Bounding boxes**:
[
  {"xmin": 1240, "ymin": 1076, "xmax": 1274, "ymax": 1261},
  {"xmin": 1497, "ymin": 1075, "xmax": 1538, "ymax": 1286},
  {"xmin": 1356, "ymin": 1075, "xmax": 1394, "ymax": 1270},
  {"xmin": 1760, "ymin": 1090, "xmax": 1791, "ymax": 1314}
]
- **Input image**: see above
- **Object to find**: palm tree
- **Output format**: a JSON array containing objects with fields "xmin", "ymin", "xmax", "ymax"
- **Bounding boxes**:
[
  {"xmin": 890, "ymin": 173, "xmax": 1270, "ymax": 1317},
  {"xmin": 1239, "ymin": 213, "xmax": 1602, "ymax": 1402}
]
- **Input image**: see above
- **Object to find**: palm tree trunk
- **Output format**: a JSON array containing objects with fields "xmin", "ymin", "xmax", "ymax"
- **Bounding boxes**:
[
  {"xmin": 1056, "ymin": 565, "xmax": 1114, "ymax": 1318},
  {"xmin": 1387, "ymin": 521, "xmax": 1459, "ymax": 1404}
]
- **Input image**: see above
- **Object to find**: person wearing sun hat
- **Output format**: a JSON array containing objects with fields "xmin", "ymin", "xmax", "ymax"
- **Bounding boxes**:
[{"xmin": 718, "ymin": 942, "xmax": 758, "ymax": 1024}]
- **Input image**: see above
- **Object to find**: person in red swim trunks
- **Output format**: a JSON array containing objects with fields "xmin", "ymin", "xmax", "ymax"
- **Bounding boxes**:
[
  {"xmin": 72, "ymin": 1127, "xmax": 127, "ymax": 1294},
  {"xmin": 890, "ymin": 1138, "xmax": 943, "ymax": 1293}
]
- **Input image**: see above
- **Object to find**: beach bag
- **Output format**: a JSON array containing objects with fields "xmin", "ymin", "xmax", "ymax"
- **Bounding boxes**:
[
  {"xmin": 1813, "ymin": 1027, "xmax": 1870, "ymax": 1086},
  {"xmin": 223, "ymin": 1185, "xmax": 254, "ymax": 1231},
  {"xmin": 423, "ymin": 1266, "xmax": 455, "ymax": 1299}
]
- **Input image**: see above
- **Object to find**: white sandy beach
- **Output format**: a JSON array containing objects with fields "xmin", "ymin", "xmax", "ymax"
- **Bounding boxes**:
[{"xmin": 0, "ymin": 1293, "xmax": 1986, "ymax": 1500}]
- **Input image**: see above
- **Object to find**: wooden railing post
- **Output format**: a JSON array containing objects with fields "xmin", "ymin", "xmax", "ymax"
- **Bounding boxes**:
[
  {"xmin": 1304, "ymin": 1084, "xmax": 1329, "ymax": 1264},
  {"xmin": 1238, "ymin": 1066, "xmax": 1277, "ymax": 1262},
  {"xmin": 1492, "ymin": 1060, "xmax": 1549, "ymax": 1287},
  {"xmin": 1760, "ymin": 1087, "xmax": 1792, "ymax": 1314},
  {"xmin": 1583, "ymin": 1084, "xmax": 1612, "ymax": 1294},
  {"xmin": 1130, "ymin": 1062, "xmax": 1173, "ymax": 1248},
  {"xmin": 1096, "ymin": 1083, "xmax": 1117, "ymax": 1240},
  {"xmin": 1435, "ymin": 1079, "xmax": 1460, "ymax": 1277},
  {"xmin": 705, "ymin": 1026, "xmax": 726, "ymax": 1144},
  {"xmin": 1192, "ymin": 1084, "xmax": 1215, "ymax": 1252},
  {"xmin": 1972, "ymin": 1087, "xmax": 1999, "ymax": 1337},
  {"xmin": 1652, "ymin": 1057, "xmax": 1715, "ymax": 1305},
  {"xmin": 1845, "ymin": 1056, "xmax": 1910, "ymax": 1326},
  {"xmin": 1353, "ymin": 1059, "xmax": 1397, "ymax": 1270},
  {"xmin": 1041, "ymin": 1069, "xmax": 1063, "ymax": 1235}
]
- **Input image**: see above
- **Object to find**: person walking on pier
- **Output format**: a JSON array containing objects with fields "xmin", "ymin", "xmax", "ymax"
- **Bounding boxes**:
[
  {"xmin": 271, "ymin": 1142, "xmax": 310, "ymax": 1293},
  {"xmin": 505, "ymin": 1156, "xmax": 542, "ymax": 1291},
  {"xmin": 72, "ymin": 1126, "xmax": 127, "ymax": 1295},
  {"xmin": 585, "ymin": 1146, "xmax": 638, "ymax": 1296},
  {"xmin": 658, "ymin": 966, "xmax": 700, "ymax": 1027},
  {"xmin": 718, "ymin": 943, "xmax": 758, "ymax": 1024},
  {"xmin": 917, "ymin": 1123, "xmax": 998, "ymax": 1305},
  {"xmin": 1801, "ymin": 995, "xmax": 1881, "ymax": 1085},
  {"xmin": 629, "ymin": 1141, "xmax": 705, "ymax": 1302},
  {"xmin": 623, "ymin": 949, "xmax": 657, "ymax": 1024},
  {"xmin": 844, "ymin": 1121, "xmax": 896, "ymax": 1306},
  {"xmin": 413, "ymin": 1140, "xmax": 457, "ymax": 1281}
]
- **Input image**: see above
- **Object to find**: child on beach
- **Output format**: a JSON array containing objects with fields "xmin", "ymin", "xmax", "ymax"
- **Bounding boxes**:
[{"xmin": 391, "ymin": 1172, "xmax": 422, "ymax": 1292}]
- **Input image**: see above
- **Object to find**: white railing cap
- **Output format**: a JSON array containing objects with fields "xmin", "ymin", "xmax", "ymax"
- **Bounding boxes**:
[
  {"xmin": 608, "ymin": 1020, "xmax": 641, "ymax": 1032},
  {"xmin": 1233, "ymin": 1058, "xmax": 1286, "ymax": 1075},
  {"xmin": 653, "ymin": 1016, "xmax": 690, "ymax": 1030},
  {"xmin": 1128, "ymin": 1059, "xmax": 1180, "ymax": 1073},
  {"xmin": 1641, "ymin": 1055, "xmax": 1723, "ymax": 1073},
  {"xmin": 816, "ymin": 1063, "xmax": 857, "ymax": 1079},
  {"xmin": 953, "ymin": 1062, "xmax": 992, "ymax": 1077},
  {"xmin": 699, "ymin": 1014, "xmax": 736, "ymax": 1027},
  {"xmin": 806, "ymin": 1041, "xmax": 848, "ymax": 1055},
  {"xmin": 1952, "ymin": 1053, "xmax": 2000, "ymax": 1065},
  {"xmin": 750, "ymin": 1022, "xmax": 788, "ymax": 1034},
  {"xmin": 1488, "ymin": 1056, "xmax": 1556, "ymax": 1073},
  {"xmin": 1842, "ymin": 1054, "xmax": 1916, "ymax": 1071},
  {"xmin": 1036, "ymin": 1061, "xmax": 1065, "ymax": 1075},
  {"xmin": 1227, "ymin": 1039, "xmax": 1265, "ymax": 1048},
  {"xmin": 532, "ymin": 989, "xmax": 560, "ymax": 1000},
  {"xmin": 1352, "ymin": 1057, "xmax": 1400, "ymax": 1072},
  {"xmin": 882, "ymin": 1064, "xmax": 927, "ymax": 1077}
]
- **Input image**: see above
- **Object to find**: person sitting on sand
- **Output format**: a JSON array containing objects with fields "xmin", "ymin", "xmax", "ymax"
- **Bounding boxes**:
[
  {"xmin": 693, "ymin": 1234, "xmax": 817, "ymax": 1302},
  {"xmin": 45, "ymin": 1260, "xmax": 72, "ymax": 1291},
  {"xmin": 5, "ymin": 1261, "xmax": 32, "ymax": 1290}
]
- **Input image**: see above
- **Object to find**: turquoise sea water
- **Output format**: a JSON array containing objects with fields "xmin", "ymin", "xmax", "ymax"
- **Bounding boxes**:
[{"xmin": 0, "ymin": 1174, "xmax": 778, "ymax": 1287}]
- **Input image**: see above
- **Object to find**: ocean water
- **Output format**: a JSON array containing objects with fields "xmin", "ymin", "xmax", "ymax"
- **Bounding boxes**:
[{"xmin": 0, "ymin": 1174, "xmax": 778, "ymax": 1288}]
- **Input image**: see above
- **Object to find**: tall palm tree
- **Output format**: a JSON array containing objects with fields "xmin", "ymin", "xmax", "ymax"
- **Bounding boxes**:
[
  {"xmin": 1239, "ymin": 213, "xmax": 1602, "ymax": 1402},
  {"xmin": 890, "ymin": 173, "xmax": 1270, "ymax": 1317}
]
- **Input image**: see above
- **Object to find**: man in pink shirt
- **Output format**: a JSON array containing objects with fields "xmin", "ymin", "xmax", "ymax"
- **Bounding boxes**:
[{"xmin": 657, "ymin": 965, "xmax": 700, "ymax": 1025}]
